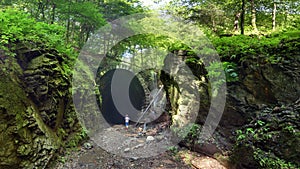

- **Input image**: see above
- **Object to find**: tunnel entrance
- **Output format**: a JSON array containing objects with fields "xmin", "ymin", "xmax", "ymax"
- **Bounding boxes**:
[{"xmin": 98, "ymin": 69, "xmax": 146, "ymax": 124}]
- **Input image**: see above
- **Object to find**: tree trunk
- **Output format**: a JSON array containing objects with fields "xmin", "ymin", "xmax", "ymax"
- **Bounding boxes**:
[
  {"xmin": 51, "ymin": 4, "xmax": 56, "ymax": 24},
  {"xmin": 241, "ymin": 0, "xmax": 245, "ymax": 35},
  {"xmin": 66, "ymin": 0, "xmax": 71, "ymax": 43},
  {"xmin": 66, "ymin": 18, "xmax": 70, "ymax": 43},
  {"xmin": 272, "ymin": 2, "xmax": 277, "ymax": 31},
  {"xmin": 250, "ymin": 0, "xmax": 258, "ymax": 32},
  {"xmin": 37, "ymin": 1, "xmax": 44, "ymax": 20},
  {"xmin": 140, "ymin": 47, "xmax": 143, "ymax": 66},
  {"xmin": 212, "ymin": 17, "xmax": 216, "ymax": 32},
  {"xmin": 234, "ymin": 13, "xmax": 241, "ymax": 31}
]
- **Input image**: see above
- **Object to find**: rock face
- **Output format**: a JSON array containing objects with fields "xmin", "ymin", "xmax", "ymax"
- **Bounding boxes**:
[
  {"xmin": 236, "ymin": 63, "xmax": 300, "ymax": 106},
  {"xmin": 161, "ymin": 51, "xmax": 202, "ymax": 128},
  {"xmin": 161, "ymin": 43, "xmax": 300, "ymax": 164},
  {"xmin": 232, "ymin": 101, "xmax": 300, "ymax": 168},
  {"xmin": 220, "ymin": 60, "xmax": 300, "ymax": 143},
  {"xmin": 0, "ymin": 43, "xmax": 78, "ymax": 168}
]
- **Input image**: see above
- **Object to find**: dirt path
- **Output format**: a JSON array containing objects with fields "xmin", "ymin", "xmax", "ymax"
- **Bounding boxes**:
[
  {"xmin": 52, "ymin": 125, "xmax": 229, "ymax": 169},
  {"xmin": 53, "ymin": 144, "xmax": 190, "ymax": 169}
]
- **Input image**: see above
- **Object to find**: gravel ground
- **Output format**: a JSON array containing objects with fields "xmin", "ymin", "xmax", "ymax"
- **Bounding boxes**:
[
  {"xmin": 51, "ymin": 125, "xmax": 228, "ymax": 169},
  {"xmin": 52, "ymin": 142, "xmax": 191, "ymax": 169}
]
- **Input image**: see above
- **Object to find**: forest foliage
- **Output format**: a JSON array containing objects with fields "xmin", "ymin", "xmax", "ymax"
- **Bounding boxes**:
[
  {"xmin": 1, "ymin": 0, "xmax": 299, "ymax": 59},
  {"xmin": 0, "ymin": 8, "xmax": 73, "ymax": 55},
  {"xmin": 0, "ymin": 0, "xmax": 144, "ymax": 48},
  {"xmin": 166, "ymin": 0, "xmax": 300, "ymax": 35},
  {"xmin": 212, "ymin": 31, "xmax": 300, "ymax": 63}
]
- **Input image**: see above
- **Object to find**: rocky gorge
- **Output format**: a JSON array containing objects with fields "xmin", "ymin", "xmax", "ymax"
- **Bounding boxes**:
[{"xmin": 0, "ymin": 11, "xmax": 299, "ymax": 168}]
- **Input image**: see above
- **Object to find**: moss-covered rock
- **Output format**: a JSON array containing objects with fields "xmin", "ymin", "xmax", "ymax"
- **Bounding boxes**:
[
  {"xmin": 0, "ymin": 43, "xmax": 80, "ymax": 168},
  {"xmin": 232, "ymin": 102, "xmax": 300, "ymax": 168}
]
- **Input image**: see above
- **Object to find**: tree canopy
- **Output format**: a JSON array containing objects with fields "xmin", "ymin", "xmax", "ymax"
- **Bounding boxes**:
[
  {"xmin": 165, "ymin": 0, "xmax": 300, "ymax": 35},
  {"xmin": 0, "ymin": 0, "xmax": 145, "ymax": 48}
]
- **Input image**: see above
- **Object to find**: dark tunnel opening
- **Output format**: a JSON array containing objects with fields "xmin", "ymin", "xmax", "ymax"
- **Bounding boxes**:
[{"xmin": 97, "ymin": 69, "xmax": 146, "ymax": 124}]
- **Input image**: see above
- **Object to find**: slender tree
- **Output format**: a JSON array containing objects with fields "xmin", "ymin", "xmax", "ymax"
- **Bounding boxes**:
[
  {"xmin": 241, "ymin": 0, "xmax": 246, "ymax": 34},
  {"xmin": 250, "ymin": 0, "xmax": 258, "ymax": 32},
  {"xmin": 272, "ymin": 1, "xmax": 277, "ymax": 30},
  {"xmin": 234, "ymin": 12, "xmax": 241, "ymax": 31}
]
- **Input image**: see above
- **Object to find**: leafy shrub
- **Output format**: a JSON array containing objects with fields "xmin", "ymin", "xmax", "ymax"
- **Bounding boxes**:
[
  {"xmin": 206, "ymin": 61, "xmax": 238, "ymax": 96},
  {"xmin": 212, "ymin": 31, "xmax": 300, "ymax": 64},
  {"xmin": 223, "ymin": 62, "xmax": 238, "ymax": 82},
  {"xmin": 232, "ymin": 105, "xmax": 300, "ymax": 168},
  {"xmin": 0, "ymin": 8, "xmax": 73, "ymax": 56}
]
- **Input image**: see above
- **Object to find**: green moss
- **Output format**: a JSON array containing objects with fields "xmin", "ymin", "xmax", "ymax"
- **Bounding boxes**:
[
  {"xmin": 65, "ymin": 126, "xmax": 88, "ymax": 149},
  {"xmin": 17, "ymin": 144, "xmax": 32, "ymax": 156}
]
